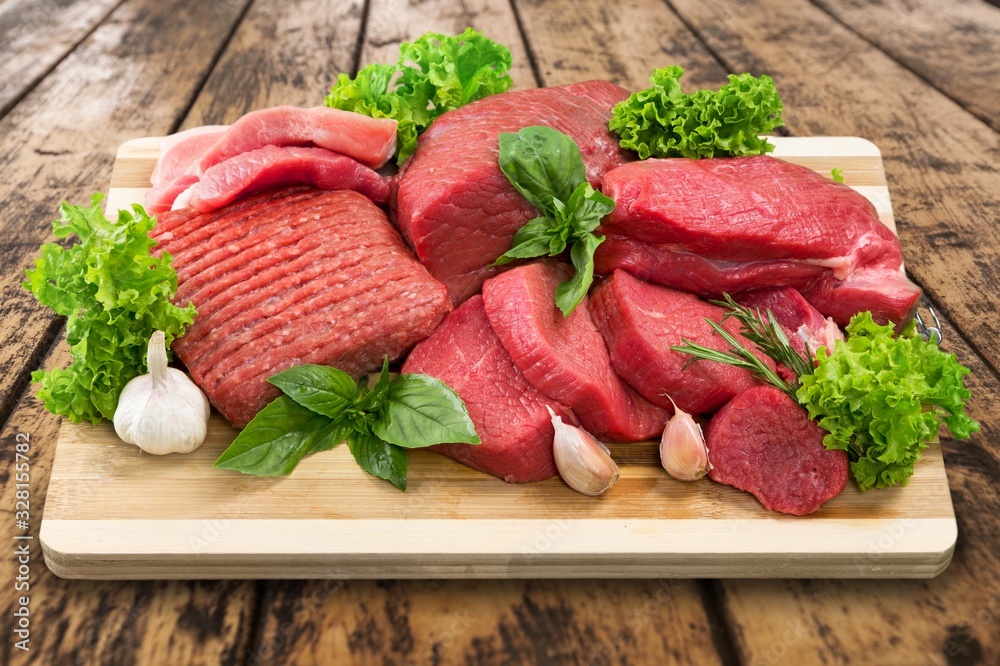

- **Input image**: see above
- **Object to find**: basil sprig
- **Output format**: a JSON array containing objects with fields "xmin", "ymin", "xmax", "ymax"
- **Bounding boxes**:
[
  {"xmin": 493, "ymin": 126, "xmax": 615, "ymax": 316},
  {"xmin": 214, "ymin": 359, "xmax": 480, "ymax": 489}
]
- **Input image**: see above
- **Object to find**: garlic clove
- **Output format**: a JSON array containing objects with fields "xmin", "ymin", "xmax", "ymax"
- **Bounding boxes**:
[
  {"xmin": 547, "ymin": 406, "xmax": 620, "ymax": 496},
  {"xmin": 113, "ymin": 331, "xmax": 210, "ymax": 455},
  {"xmin": 659, "ymin": 395, "xmax": 711, "ymax": 481}
]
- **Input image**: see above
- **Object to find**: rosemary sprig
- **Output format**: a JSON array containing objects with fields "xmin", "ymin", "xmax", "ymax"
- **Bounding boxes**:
[
  {"xmin": 712, "ymin": 294, "xmax": 815, "ymax": 380},
  {"xmin": 669, "ymin": 294, "xmax": 814, "ymax": 402}
]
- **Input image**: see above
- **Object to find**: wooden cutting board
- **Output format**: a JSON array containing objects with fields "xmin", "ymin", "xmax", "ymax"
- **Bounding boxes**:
[{"xmin": 40, "ymin": 136, "xmax": 957, "ymax": 579}]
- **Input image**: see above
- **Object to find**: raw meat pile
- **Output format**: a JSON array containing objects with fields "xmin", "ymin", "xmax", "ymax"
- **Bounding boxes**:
[{"xmin": 150, "ymin": 81, "xmax": 922, "ymax": 515}]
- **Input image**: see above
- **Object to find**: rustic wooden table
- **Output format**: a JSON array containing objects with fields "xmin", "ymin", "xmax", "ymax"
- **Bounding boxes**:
[{"xmin": 1, "ymin": 0, "xmax": 998, "ymax": 663}]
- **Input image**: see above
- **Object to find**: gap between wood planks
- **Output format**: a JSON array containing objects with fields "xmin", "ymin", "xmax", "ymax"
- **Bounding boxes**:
[
  {"xmin": 805, "ymin": 0, "xmax": 1000, "ymax": 133},
  {"xmin": 0, "ymin": 0, "xmax": 126, "ymax": 122},
  {"xmin": 162, "ymin": 0, "xmax": 256, "ymax": 137}
]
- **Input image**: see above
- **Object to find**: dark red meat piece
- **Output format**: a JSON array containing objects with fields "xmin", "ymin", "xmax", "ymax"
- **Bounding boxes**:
[
  {"xmin": 589, "ymin": 270, "xmax": 773, "ymax": 415},
  {"xmin": 595, "ymin": 156, "xmax": 922, "ymax": 326},
  {"xmin": 402, "ymin": 295, "xmax": 570, "ymax": 483},
  {"xmin": 393, "ymin": 80, "xmax": 632, "ymax": 304},
  {"xmin": 706, "ymin": 386, "xmax": 849, "ymax": 516},
  {"xmin": 482, "ymin": 262, "xmax": 666, "ymax": 442}
]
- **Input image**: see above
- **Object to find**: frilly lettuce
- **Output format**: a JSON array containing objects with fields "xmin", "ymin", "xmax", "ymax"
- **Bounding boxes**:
[
  {"xmin": 609, "ymin": 65, "xmax": 784, "ymax": 159},
  {"xmin": 24, "ymin": 195, "xmax": 196, "ymax": 424},
  {"xmin": 325, "ymin": 28, "xmax": 512, "ymax": 164},
  {"xmin": 796, "ymin": 313, "xmax": 978, "ymax": 490}
]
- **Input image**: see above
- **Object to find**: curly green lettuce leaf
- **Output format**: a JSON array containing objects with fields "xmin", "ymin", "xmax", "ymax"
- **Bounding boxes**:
[
  {"xmin": 796, "ymin": 312, "xmax": 978, "ymax": 491},
  {"xmin": 609, "ymin": 65, "xmax": 784, "ymax": 159},
  {"xmin": 24, "ymin": 195, "xmax": 196, "ymax": 424},
  {"xmin": 325, "ymin": 28, "xmax": 512, "ymax": 164}
]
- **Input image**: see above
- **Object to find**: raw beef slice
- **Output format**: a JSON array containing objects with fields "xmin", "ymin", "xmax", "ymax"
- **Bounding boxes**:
[
  {"xmin": 393, "ymin": 80, "xmax": 632, "ymax": 304},
  {"xmin": 402, "ymin": 296, "xmax": 570, "ymax": 483},
  {"xmin": 174, "ymin": 145, "xmax": 390, "ymax": 213},
  {"xmin": 151, "ymin": 187, "xmax": 450, "ymax": 427},
  {"xmin": 595, "ymin": 155, "xmax": 922, "ymax": 326},
  {"xmin": 199, "ymin": 106, "xmax": 398, "ymax": 170},
  {"xmin": 482, "ymin": 261, "xmax": 666, "ymax": 442},
  {"xmin": 706, "ymin": 386, "xmax": 848, "ymax": 516},
  {"xmin": 589, "ymin": 270, "xmax": 773, "ymax": 415}
]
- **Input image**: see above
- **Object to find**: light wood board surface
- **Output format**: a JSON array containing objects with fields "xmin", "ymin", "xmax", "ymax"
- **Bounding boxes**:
[{"xmin": 39, "ymin": 135, "xmax": 956, "ymax": 579}]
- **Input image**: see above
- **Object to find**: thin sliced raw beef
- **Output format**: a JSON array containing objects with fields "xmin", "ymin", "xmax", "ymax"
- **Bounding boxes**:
[
  {"xmin": 199, "ymin": 106, "xmax": 397, "ymax": 171},
  {"xmin": 596, "ymin": 156, "xmax": 922, "ymax": 326},
  {"xmin": 393, "ymin": 80, "xmax": 632, "ymax": 304},
  {"xmin": 150, "ymin": 125, "xmax": 228, "ymax": 187},
  {"xmin": 482, "ymin": 261, "xmax": 666, "ymax": 442},
  {"xmin": 173, "ymin": 146, "xmax": 390, "ymax": 213},
  {"xmin": 589, "ymin": 270, "xmax": 773, "ymax": 415},
  {"xmin": 706, "ymin": 386, "xmax": 849, "ymax": 516},
  {"xmin": 402, "ymin": 295, "xmax": 570, "ymax": 483},
  {"xmin": 147, "ymin": 126, "xmax": 229, "ymax": 214},
  {"xmin": 736, "ymin": 287, "xmax": 844, "ymax": 357},
  {"xmin": 151, "ymin": 187, "xmax": 450, "ymax": 427}
]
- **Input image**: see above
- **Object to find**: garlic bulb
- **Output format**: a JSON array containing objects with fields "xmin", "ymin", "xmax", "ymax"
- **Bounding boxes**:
[
  {"xmin": 547, "ymin": 406, "xmax": 620, "ymax": 496},
  {"xmin": 660, "ymin": 396, "xmax": 711, "ymax": 481},
  {"xmin": 114, "ymin": 331, "xmax": 210, "ymax": 455}
]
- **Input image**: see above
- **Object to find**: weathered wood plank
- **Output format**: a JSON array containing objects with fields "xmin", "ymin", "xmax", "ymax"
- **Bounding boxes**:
[
  {"xmin": 250, "ymin": 579, "xmax": 725, "ymax": 665},
  {"xmin": 513, "ymin": 0, "xmax": 728, "ymax": 90},
  {"xmin": 668, "ymin": 0, "xmax": 1000, "ymax": 374},
  {"xmin": 181, "ymin": 0, "xmax": 365, "ymax": 127},
  {"xmin": 659, "ymin": 0, "xmax": 1000, "ymax": 661},
  {"xmin": 0, "ymin": 0, "xmax": 253, "ymax": 425},
  {"xmin": 0, "ymin": 345, "xmax": 258, "ymax": 666},
  {"xmin": 814, "ymin": 0, "xmax": 1000, "ymax": 131},
  {"xmin": 0, "ymin": 0, "xmax": 122, "ymax": 118}
]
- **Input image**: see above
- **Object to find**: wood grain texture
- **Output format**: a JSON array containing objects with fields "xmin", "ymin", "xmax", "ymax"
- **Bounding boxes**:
[
  {"xmin": 0, "ymin": 0, "xmax": 123, "ymax": 118},
  {"xmin": 181, "ymin": 0, "xmax": 365, "ymax": 127},
  {"xmin": 658, "ymin": 0, "xmax": 1000, "ymax": 662},
  {"xmin": 247, "ymin": 579, "xmax": 725, "ymax": 665},
  {"xmin": 1, "ymin": 346, "xmax": 257, "ymax": 666},
  {"xmin": 667, "ymin": 0, "xmax": 1000, "ymax": 376},
  {"xmin": 815, "ymin": 0, "xmax": 1000, "ymax": 131},
  {"xmin": 513, "ymin": 0, "xmax": 728, "ymax": 90},
  {"xmin": 0, "ymin": 0, "xmax": 254, "ymax": 427}
]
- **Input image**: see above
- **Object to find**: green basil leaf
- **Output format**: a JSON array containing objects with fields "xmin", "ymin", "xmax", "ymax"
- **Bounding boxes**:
[
  {"xmin": 498, "ymin": 127, "xmax": 587, "ymax": 216},
  {"xmin": 555, "ymin": 233, "xmax": 605, "ymax": 316},
  {"xmin": 493, "ymin": 217, "xmax": 556, "ymax": 266},
  {"xmin": 566, "ymin": 182, "xmax": 615, "ymax": 234},
  {"xmin": 214, "ymin": 396, "xmax": 329, "ymax": 476},
  {"xmin": 267, "ymin": 364, "xmax": 358, "ymax": 419},
  {"xmin": 347, "ymin": 430, "xmax": 408, "ymax": 490},
  {"xmin": 373, "ymin": 374, "xmax": 480, "ymax": 448},
  {"xmin": 357, "ymin": 356, "xmax": 392, "ymax": 412},
  {"xmin": 306, "ymin": 418, "xmax": 353, "ymax": 455}
]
